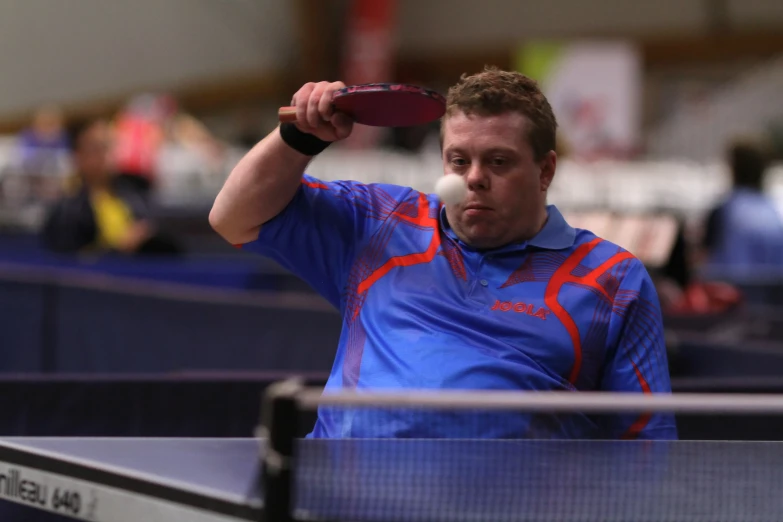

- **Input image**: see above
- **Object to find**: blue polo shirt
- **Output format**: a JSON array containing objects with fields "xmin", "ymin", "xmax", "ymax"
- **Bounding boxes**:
[{"xmin": 241, "ymin": 175, "xmax": 677, "ymax": 440}]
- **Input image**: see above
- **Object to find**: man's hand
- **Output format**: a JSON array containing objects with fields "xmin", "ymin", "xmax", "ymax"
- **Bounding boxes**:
[
  {"xmin": 290, "ymin": 81, "xmax": 354, "ymax": 142},
  {"xmin": 118, "ymin": 220, "xmax": 154, "ymax": 253}
]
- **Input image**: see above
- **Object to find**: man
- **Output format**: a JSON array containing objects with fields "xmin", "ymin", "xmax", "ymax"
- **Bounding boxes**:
[
  {"xmin": 17, "ymin": 105, "xmax": 70, "ymax": 177},
  {"xmin": 702, "ymin": 137, "xmax": 783, "ymax": 275},
  {"xmin": 210, "ymin": 67, "xmax": 677, "ymax": 440},
  {"xmin": 41, "ymin": 118, "xmax": 180, "ymax": 256}
]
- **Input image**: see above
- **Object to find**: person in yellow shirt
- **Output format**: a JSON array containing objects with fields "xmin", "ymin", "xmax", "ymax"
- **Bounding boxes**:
[{"xmin": 41, "ymin": 118, "xmax": 180, "ymax": 255}]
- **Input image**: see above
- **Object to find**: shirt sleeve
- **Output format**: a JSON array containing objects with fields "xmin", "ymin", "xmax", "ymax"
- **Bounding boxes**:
[
  {"xmin": 238, "ymin": 174, "xmax": 414, "ymax": 309},
  {"xmin": 600, "ymin": 259, "xmax": 678, "ymax": 440}
]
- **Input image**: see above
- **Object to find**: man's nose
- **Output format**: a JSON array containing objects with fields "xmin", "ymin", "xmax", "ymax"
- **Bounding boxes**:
[{"xmin": 464, "ymin": 164, "xmax": 489, "ymax": 191}]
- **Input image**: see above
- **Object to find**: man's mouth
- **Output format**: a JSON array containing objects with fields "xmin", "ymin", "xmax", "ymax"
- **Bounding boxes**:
[{"xmin": 463, "ymin": 203, "xmax": 493, "ymax": 216}]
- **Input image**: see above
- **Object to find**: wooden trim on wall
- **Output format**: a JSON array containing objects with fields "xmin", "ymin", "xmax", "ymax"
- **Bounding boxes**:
[
  {"xmin": 0, "ymin": 70, "xmax": 286, "ymax": 135},
  {"xmin": 641, "ymin": 29, "xmax": 783, "ymax": 68},
  {"xmin": 393, "ymin": 28, "xmax": 783, "ymax": 86},
  {"xmin": 4, "ymin": 28, "xmax": 782, "ymax": 134},
  {"xmin": 395, "ymin": 48, "xmax": 513, "ymax": 87},
  {"xmin": 292, "ymin": 0, "xmax": 339, "ymax": 85}
]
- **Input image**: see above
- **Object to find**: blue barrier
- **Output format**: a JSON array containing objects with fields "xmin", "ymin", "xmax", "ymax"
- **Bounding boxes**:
[
  {"xmin": 0, "ymin": 231, "xmax": 311, "ymax": 292},
  {"xmin": 0, "ymin": 280, "xmax": 48, "ymax": 371},
  {"xmin": 0, "ymin": 264, "xmax": 342, "ymax": 374}
]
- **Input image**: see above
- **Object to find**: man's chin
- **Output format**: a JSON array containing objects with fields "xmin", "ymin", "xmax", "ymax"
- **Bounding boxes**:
[{"xmin": 458, "ymin": 225, "xmax": 505, "ymax": 249}]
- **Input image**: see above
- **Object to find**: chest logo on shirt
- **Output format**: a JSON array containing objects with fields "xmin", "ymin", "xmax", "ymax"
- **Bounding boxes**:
[{"xmin": 490, "ymin": 300, "xmax": 551, "ymax": 320}]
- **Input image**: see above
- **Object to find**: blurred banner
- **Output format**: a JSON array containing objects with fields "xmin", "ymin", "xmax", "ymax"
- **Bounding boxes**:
[
  {"xmin": 563, "ymin": 211, "xmax": 679, "ymax": 268},
  {"xmin": 341, "ymin": 0, "xmax": 397, "ymax": 150},
  {"xmin": 516, "ymin": 40, "xmax": 642, "ymax": 161}
]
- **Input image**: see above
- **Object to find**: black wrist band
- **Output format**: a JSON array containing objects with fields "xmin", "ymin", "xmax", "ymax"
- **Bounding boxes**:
[{"xmin": 279, "ymin": 123, "xmax": 332, "ymax": 156}]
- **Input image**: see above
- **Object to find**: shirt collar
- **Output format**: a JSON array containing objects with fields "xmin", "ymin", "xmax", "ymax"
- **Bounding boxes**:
[{"xmin": 439, "ymin": 204, "xmax": 576, "ymax": 252}]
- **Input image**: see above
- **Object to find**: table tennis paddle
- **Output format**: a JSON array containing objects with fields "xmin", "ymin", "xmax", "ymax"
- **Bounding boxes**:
[{"xmin": 278, "ymin": 83, "xmax": 446, "ymax": 127}]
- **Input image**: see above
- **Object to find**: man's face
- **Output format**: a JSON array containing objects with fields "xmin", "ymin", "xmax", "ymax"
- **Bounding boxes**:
[
  {"xmin": 76, "ymin": 122, "xmax": 112, "ymax": 185},
  {"xmin": 441, "ymin": 111, "xmax": 556, "ymax": 249}
]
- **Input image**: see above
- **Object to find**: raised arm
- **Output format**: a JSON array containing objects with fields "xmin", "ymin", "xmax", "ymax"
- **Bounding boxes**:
[{"xmin": 209, "ymin": 81, "xmax": 353, "ymax": 245}]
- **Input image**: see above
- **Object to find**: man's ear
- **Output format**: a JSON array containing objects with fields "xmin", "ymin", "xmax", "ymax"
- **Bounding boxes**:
[{"xmin": 539, "ymin": 150, "xmax": 557, "ymax": 191}]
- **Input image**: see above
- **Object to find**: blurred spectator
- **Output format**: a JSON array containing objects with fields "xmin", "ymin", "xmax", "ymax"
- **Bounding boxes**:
[
  {"xmin": 657, "ymin": 137, "xmax": 783, "ymax": 315},
  {"xmin": 11, "ymin": 105, "xmax": 71, "ymax": 204},
  {"xmin": 113, "ymin": 93, "xmax": 225, "ymax": 202},
  {"xmin": 701, "ymin": 137, "xmax": 783, "ymax": 272},
  {"xmin": 165, "ymin": 108, "xmax": 225, "ymax": 169},
  {"xmin": 17, "ymin": 105, "xmax": 70, "ymax": 176},
  {"xmin": 112, "ymin": 94, "xmax": 168, "ymax": 202},
  {"xmin": 41, "ymin": 118, "xmax": 181, "ymax": 256}
]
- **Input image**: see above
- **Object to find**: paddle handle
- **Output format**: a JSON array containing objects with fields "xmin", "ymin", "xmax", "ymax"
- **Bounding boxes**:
[{"xmin": 278, "ymin": 107, "xmax": 298, "ymax": 123}]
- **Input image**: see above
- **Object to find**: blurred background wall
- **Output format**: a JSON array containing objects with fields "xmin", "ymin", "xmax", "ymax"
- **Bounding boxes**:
[{"xmin": 0, "ymin": 0, "xmax": 294, "ymax": 118}]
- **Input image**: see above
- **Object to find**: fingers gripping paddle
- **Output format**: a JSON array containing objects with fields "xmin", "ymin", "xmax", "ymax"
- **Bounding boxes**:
[{"xmin": 278, "ymin": 83, "xmax": 446, "ymax": 127}]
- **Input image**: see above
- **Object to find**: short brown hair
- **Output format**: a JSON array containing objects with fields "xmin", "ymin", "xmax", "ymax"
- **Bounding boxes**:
[
  {"xmin": 728, "ymin": 136, "xmax": 771, "ymax": 190},
  {"xmin": 443, "ymin": 66, "xmax": 557, "ymax": 160}
]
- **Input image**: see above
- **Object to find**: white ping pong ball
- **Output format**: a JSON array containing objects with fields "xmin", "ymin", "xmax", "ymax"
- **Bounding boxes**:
[{"xmin": 435, "ymin": 173, "xmax": 467, "ymax": 204}]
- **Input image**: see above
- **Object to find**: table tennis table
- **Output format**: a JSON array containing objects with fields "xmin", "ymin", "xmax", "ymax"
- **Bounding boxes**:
[{"xmin": 1, "ymin": 436, "xmax": 783, "ymax": 522}]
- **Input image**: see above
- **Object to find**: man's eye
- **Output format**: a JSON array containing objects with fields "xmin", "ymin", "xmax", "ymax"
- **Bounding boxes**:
[
  {"xmin": 491, "ymin": 157, "xmax": 506, "ymax": 166},
  {"xmin": 451, "ymin": 158, "xmax": 467, "ymax": 167}
]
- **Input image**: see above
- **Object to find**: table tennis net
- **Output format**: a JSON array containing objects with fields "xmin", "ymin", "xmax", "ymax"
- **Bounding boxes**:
[{"xmin": 261, "ymin": 384, "xmax": 783, "ymax": 522}]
